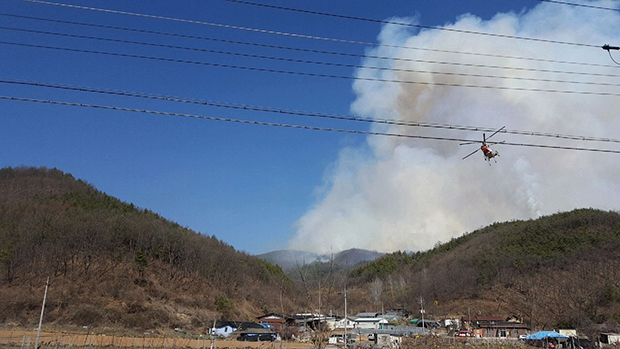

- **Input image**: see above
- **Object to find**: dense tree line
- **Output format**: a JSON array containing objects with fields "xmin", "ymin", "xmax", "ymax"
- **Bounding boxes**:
[{"xmin": 347, "ymin": 208, "xmax": 620, "ymax": 331}]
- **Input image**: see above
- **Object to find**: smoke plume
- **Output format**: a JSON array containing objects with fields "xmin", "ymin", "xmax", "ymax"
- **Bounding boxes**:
[{"xmin": 289, "ymin": 1, "xmax": 620, "ymax": 254}]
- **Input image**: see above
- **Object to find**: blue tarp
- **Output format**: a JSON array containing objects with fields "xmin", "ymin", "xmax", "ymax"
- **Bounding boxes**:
[{"xmin": 525, "ymin": 331, "xmax": 569, "ymax": 340}]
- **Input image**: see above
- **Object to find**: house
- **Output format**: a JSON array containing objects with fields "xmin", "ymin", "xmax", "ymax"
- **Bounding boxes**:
[
  {"xmin": 256, "ymin": 313, "xmax": 286, "ymax": 330},
  {"xmin": 443, "ymin": 319, "xmax": 460, "ymax": 328},
  {"xmin": 356, "ymin": 312, "xmax": 380, "ymax": 318},
  {"xmin": 236, "ymin": 327, "xmax": 277, "ymax": 342},
  {"xmin": 474, "ymin": 321, "xmax": 529, "ymax": 338},
  {"xmin": 558, "ymin": 329, "xmax": 577, "ymax": 337},
  {"xmin": 461, "ymin": 315, "xmax": 529, "ymax": 338},
  {"xmin": 374, "ymin": 334, "xmax": 402, "ymax": 349},
  {"xmin": 289, "ymin": 313, "xmax": 325, "ymax": 331},
  {"xmin": 328, "ymin": 333, "xmax": 357, "ymax": 344},
  {"xmin": 355, "ymin": 317, "xmax": 389, "ymax": 330},
  {"xmin": 461, "ymin": 315, "xmax": 505, "ymax": 329},
  {"xmin": 601, "ymin": 333, "xmax": 620, "ymax": 345},
  {"xmin": 208, "ymin": 320, "xmax": 268, "ymax": 338},
  {"xmin": 382, "ymin": 311, "xmax": 403, "ymax": 322},
  {"xmin": 334, "ymin": 317, "xmax": 357, "ymax": 330},
  {"xmin": 208, "ymin": 321, "xmax": 238, "ymax": 337}
]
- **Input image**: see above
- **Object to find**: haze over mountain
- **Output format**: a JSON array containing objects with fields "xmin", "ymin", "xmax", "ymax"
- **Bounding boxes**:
[{"xmin": 256, "ymin": 248, "xmax": 384, "ymax": 271}]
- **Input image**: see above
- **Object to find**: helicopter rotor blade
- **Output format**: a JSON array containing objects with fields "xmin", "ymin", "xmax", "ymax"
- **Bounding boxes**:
[
  {"xmin": 459, "ymin": 141, "xmax": 478, "ymax": 146},
  {"xmin": 462, "ymin": 148, "xmax": 480, "ymax": 160},
  {"xmin": 486, "ymin": 126, "xmax": 506, "ymax": 141},
  {"xmin": 483, "ymin": 133, "xmax": 486, "ymax": 143}
]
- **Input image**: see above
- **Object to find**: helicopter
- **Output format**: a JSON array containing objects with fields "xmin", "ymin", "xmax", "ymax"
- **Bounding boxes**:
[{"xmin": 461, "ymin": 126, "xmax": 506, "ymax": 165}]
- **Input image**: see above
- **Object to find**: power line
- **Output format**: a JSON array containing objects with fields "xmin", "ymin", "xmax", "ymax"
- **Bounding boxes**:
[
  {"xmin": 23, "ymin": 0, "xmax": 601, "ymax": 51},
  {"xmin": 4, "ymin": 78, "xmax": 619, "ymax": 144},
  {"xmin": 3, "ymin": 40, "xmax": 620, "ymax": 97},
  {"xmin": 5, "ymin": 26, "xmax": 620, "ymax": 87},
  {"xmin": 2, "ymin": 12, "xmax": 618, "ymax": 71},
  {"xmin": 226, "ymin": 0, "xmax": 600, "ymax": 49},
  {"xmin": 537, "ymin": 0, "xmax": 620, "ymax": 12},
  {"xmin": 3, "ymin": 95, "xmax": 620, "ymax": 155}
]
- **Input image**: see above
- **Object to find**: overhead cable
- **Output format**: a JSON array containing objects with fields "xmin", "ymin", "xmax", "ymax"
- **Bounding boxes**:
[
  {"xmin": 2, "ymin": 13, "xmax": 617, "ymax": 71},
  {"xmin": 4, "ymin": 40, "xmax": 620, "ymax": 97},
  {"xmin": 4, "ymin": 78, "xmax": 619, "ymax": 144},
  {"xmin": 23, "ymin": 0, "xmax": 600, "ymax": 49},
  {"xmin": 5, "ymin": 26, "xmax": 620, "ymax": 86},
  {"xmin": 226, "ymin": 0, "xmax": 599, "ymax": 49},
  {"xmin": 537, "ymin": 0, "xmax": 620, "ymax": 12},
  {"xmin": 3, "ymin": 95, "xmax": 620, "ymax": 155}
]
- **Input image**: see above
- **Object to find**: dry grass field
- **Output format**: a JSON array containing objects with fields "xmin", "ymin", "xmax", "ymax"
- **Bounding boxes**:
[
  {"xmin": 0, "ymin": 330, "xmax": 314, "ymax": 349},
  {"xmin": 0, "ymin": 330, "xmax": 540, "ymax": 349}
]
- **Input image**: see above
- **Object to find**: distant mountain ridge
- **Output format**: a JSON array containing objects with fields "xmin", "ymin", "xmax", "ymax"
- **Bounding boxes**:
[{"xmin": 257, "ymin": 248, "xmax": 383, "ymax": 270}]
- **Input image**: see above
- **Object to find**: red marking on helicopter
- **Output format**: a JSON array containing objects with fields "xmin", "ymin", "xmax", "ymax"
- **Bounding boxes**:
[{"xmin": 460, "ymin": 126, "xmax": 505, "ymax": 165}]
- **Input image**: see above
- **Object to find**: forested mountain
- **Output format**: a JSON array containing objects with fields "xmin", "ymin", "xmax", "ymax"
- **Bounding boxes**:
[
  {"xmin": 1, "ymin": 167, "xmax": 619, "ymax": 337},
  {"xmin": 0, "ymin": 167, "xmax": 297, "ymax": 331},
  {"xmin": 349, "ymin": 209, "xmax": 620, "ymax": 334}
]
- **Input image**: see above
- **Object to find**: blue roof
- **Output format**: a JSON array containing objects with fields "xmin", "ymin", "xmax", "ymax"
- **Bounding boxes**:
[{"xmin": 525, "ymin": 331, "xmax": 569, "ymax": 340}]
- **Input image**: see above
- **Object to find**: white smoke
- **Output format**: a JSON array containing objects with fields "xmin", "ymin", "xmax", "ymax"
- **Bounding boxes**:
[{"xmin": 289, "ymin": 1, "xmax": 620, "ymax": 254}]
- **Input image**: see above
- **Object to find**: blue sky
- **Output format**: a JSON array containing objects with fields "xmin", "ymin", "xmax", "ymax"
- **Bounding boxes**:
[{"xmin": 6, "ymin": 0, "xmax": 617, "ymax": 254}]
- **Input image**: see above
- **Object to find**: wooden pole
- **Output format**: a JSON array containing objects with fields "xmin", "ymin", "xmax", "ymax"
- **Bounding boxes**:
[{"xmin": 35, "ymin": 277, "xmax": 50, "ymax": 349}]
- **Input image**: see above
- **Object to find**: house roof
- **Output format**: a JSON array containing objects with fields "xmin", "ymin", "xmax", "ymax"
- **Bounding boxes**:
[
  {"xmin": 479, "ymin": 322, "xmax": 529, "ymax": 329},
  {"xmin": 214, "ymin": 321, "xmax": 239, "ymax": 329},
  {"xmin": 257, "ymin": 313, "xmax": 285, "ymax": 320},
  {"xmin": 356, "ymin": 312, "xmax": 379, "ymax": 318},
  {"xmin": 462, "ymin": 315, "xmax": 505, "ymax": 322},
  {"xmin": 237, "ymin": 328, "xmax": 275, "ymax": 335},
  {"xmin": 525, "ymin": 331, "xmax": 568, "ymax": 340},
  {"xmin": 216, "ymin": 321, "xmax": 268, "ymax": 329},
  {"xmin": 355, "ymin": 317, "xmax": 388, "ymax": 323},
  {"xmin": 239, "ymin": 322, "xmax": 265, "ymax": 329}
]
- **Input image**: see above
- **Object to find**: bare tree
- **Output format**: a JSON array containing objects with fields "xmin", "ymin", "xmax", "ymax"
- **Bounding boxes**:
[{"xmin": 369, "ymin": 277, "xmax": 383, "ymax": 311}]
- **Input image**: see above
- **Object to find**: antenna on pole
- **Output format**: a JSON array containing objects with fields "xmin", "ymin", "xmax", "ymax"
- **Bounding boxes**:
[{"xmin": 35, "ymin": 276, "xmax": 50, "ymax": 349}]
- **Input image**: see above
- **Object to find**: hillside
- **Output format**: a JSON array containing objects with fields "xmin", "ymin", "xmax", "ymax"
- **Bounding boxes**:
[
  {"xmin": 0, "ymin": 167, "xmax": 298, "ymax": 332},
  {"xmin": 2, "ymin": 166, "xmax": 619, "ymax": 337},
  {"xmin": 350, "ymin": 209, "xmax": 620, "ymax": 333}
]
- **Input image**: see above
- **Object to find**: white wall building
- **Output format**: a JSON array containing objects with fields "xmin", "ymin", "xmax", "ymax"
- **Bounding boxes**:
[
  {"xmin": 334, "ymin": 317, "xmax": 357, "ymax": 330},
  {"xmin": 354, "ymin": 317, "xmax": 389, "ymax": 330}
]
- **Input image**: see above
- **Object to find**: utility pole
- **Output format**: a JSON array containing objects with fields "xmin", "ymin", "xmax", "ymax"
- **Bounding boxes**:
[
  {"xmin": 35, "ymin": 276, "xmax": 50, "ymax": 349},
  {"xmin": 343, "ymin": 286, "xmax": 348, "ymax": 349},
  {"xmin": 419, "ymin": 297, "xmax": 425, "ymax": 335},
  {"xmin": 209, "ymin": 319, "xmax": 215, "ymax": 349}
]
